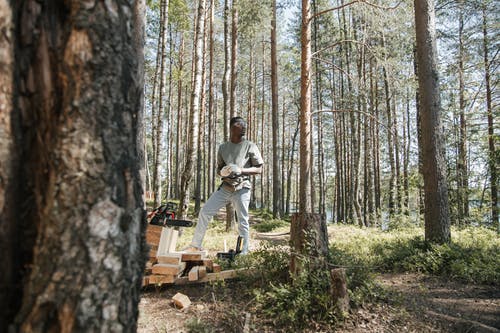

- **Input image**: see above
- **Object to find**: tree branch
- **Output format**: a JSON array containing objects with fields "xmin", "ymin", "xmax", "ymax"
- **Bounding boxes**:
[{"xmin": 310, "ymin": 0, "xmax": 404, "ymax": 22}]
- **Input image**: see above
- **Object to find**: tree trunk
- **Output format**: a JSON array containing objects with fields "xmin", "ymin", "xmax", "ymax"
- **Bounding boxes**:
[
  {"xmin": 230, "ymin": 0, "xmax": 238, "ymax": 118},
  {"xmin": 224, "ymin": 0, "xmax": 236, "ymax": 231},
  {"xmin": 330, "ymin": 268, "xmax": 350, "ymax": 317},
  {"xmin": 175, "ymin": 34, "xmax": 185, "ymax": 199},
  {"xmin": 1, "ymin": 1, "xmax": 146, "ymax": 331},
  {"xmin": 208, "ymin": 0, "xmax": 215, "ymax": 196},
  {"xmin": 299, "ymin": 0, "xmax": 312, "ymax": 214},
  {"xmin": 179, "ymin": 0, "xmax": 206, "ymax": 219},
  {"xmin": 456, "ymin": 0, "xmax": 469, "ymax": 223},
  {"xmin": 271, "ymin": 0, "xmax": 282, "ymax": 219},
  {"xmin": 482, "ymin": 4, "xmax": 497, "ymax": 229},
  {"xmin": 195, "ymin": 7, "xmax": 209, "ymax": 215},
  {"xmin": 0, "ymin": 1, "xmax": 16, "ymax": 328},
  {"xmin": 414, "ymin": 0, "xmax": 450, "ymax": 243},
  {"xmin": 290, "ymin": 213, "xmax": 329, "ymax": 275},
  {"xmin": 152, "ymin": 0, "xmax": 169, "ymax": 208}
]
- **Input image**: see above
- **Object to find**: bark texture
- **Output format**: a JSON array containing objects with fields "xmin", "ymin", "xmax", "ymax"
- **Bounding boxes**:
[
  {"xmin": 290, "ymin": 213, "xmax": 328, "ymax": 275},
  {"xmin": 300, "ymin": 0, "xmax": 312, "ymax": 213},
  {"xmin": 414, "ymin": 0, "xmax": 450, "ymax": 243},
  {"xmin": 0, "ymin": 1, "xmax": 146, "ymax": 331},
  {"xmin": 0, "ymin": 1, "xmax": 17, "ymax": 329}
]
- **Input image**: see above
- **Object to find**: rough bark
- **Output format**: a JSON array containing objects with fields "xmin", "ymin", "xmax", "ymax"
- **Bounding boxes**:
[
  {"xmin": 271, "ymin": 0, "xmax": 282, "ymax": 218},
  {"xmin": 330, "ymin": 268, "xmax": 350, "ymax": 317},
  {"xmin": 0, "ymin": 1, "xmax": 16, "ymax": 329},
  {"xmin": 290, "ymin": 213, "xmax": 329, "ymax": 275},
  {"xmin": 179, "ymin": 0, "xmax": 206, "ymax": 219},
  {"xmin": 152, "ymin": 0, "xmax": 169, "ymax": 208},
  {"xmin": 1, "ymin": 1, "xmax": 146, "ymax": 331},
  {"xmin": 414, "ymin": 0, "xmax": 450, "ymax": 243},
  {"xmin": 300, "ymin": 0, "xmax": 312, "ymax": 213},
  {"xmin": 482, "ymin": 4, "xmax": 497, "ymax": 228},
  {"xmin": 457, "ymin": 0, "xmax": 469, "ymax": 222}
]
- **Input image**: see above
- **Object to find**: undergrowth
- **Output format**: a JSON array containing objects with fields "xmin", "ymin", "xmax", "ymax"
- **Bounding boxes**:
[{"xmin": 183, "ymin": 213, "xmax": 498, "ymax": 331}]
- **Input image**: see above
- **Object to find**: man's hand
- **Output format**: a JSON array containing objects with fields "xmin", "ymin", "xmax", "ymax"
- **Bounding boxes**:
[{"xmin": 220, "ymin": 164, "xmax": 241, "ymax": 177}]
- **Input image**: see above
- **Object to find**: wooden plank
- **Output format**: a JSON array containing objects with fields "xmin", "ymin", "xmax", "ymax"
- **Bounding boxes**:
[
  {"xmin": 188, "ymin": 266, "xmax": 199, "ymax": 281},
  {"xmin": 212, "ymin": 263, "xmax": 221, "ymax": 273},
  {"xmin": 152, "ymin": 262, "xmax": 186, "ymax": 276},
  {"xmin": 149, "ymin": 245, "xmax": 158, "ymax": 258},
  {"xmin": 148, "ymin": 274, "xmax": 175, "ymax": 284},
  {"xmin": 155, "ymin": 228, "xmax": 180, "ymax": 255},
  {"xmin": 157, "ymin": 253, "xmax": 182, "ymax": 265},
  {"xmin": 172, "ymin": 292, "xmax": 191, "ymax": 309},
  {"xmin": 142, "ymin": 276, "xmax": 149, "ymax": 287},
  {"xmin": 146, "ymin": 231, "xmax": 161, "ymax": 245},
  {"xmin": 174, "ymin": 268, "xmax": 253, "ymax": 285},
  {"xmin": 198, "ymin": 265, "xmax": 207, "ymax": 279},
  {"xmin": 203, "ymin": 259, "xmax": 213, "ymax": 272},
  {"xmin": 181, "ymin": 251, "xmax": 207, "ymax": 261}
]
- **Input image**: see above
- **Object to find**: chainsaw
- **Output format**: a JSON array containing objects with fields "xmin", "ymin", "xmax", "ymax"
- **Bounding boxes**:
[{"xmin": 148, "ymin": 202, "xmax": 193, "ymax": 228}]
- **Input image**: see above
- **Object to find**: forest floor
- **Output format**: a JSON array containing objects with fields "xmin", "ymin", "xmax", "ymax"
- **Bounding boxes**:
[{"xmin": 138, "ymin": 223, "xmax": 500, "ymax": 333}]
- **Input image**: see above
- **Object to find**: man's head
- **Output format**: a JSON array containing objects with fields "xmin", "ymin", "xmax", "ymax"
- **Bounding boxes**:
[{"xmin": 230, "ymin": 117, "xmax": 247, "ymax": 141}]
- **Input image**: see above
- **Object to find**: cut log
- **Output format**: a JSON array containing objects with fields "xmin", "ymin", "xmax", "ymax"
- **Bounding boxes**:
[
  {"xmin": 148, "ymin": 274, "xmax": 175, "ymax": 285},
  {"xmin": 172, "ymin": 292, "xmax": 191, "ymax": 309},
  {"xmin": 146, "ymin": 224, "xmax": 163, "ymax": 244},
  {"xmin": 157, "ymin": 253, "xmax": 182, "ymax": 265},
  {"xmin": 203, "ymin": 259, "xmax": 214, "ymax": 272},
  {"xmin": 330, "ymin": 268, "xmax": 350, "ymax": 316},
  {"xmin": 188, "ymin": 266, "xmax": 200, "ymax": 281},
  {"xmin": 152, "ymin": 262, "xmax": 186, "ymax": 276},
  {"xmin": 212, "ymin": 263, "xmax": 221, "ymax": 273},
  {"xmin": 142, "ymin": 276, "xmax": 149, "ymax": 287},
  {"xmin": 198, "ymin": 265, "xmax": 207, "ymax": 279},
  {"xmin": 174, "ymin": 268, "xmax": 254, "ymax": 285},
  {"xmin": 181, "ymin": 251, "xmax": 207, "ymax": 261}
]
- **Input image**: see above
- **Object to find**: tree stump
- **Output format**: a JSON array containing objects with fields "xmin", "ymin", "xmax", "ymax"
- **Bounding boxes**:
[
  {"xmin": 290, "ymin": 212, "xmax": 329, "ymax": 275},
  {"xmin": 330, "ymin": 268, "xmax": 350, "ymax": 317}
]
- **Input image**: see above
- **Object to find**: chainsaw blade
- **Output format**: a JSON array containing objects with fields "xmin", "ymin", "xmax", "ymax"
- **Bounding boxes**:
[{"xmin": 163, "ymin": 219, "xmax": 194, "ymax": 228}]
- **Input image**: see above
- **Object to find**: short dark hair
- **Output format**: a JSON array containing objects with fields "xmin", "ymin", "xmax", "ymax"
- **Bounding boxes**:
[{"xmin": 230, "ymin": 116, "xmax": 246, "ymax": 127}]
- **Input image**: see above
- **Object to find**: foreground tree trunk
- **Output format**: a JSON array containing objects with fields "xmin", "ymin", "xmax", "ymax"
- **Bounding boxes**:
[
  {"xmin": 291, "ymin": 0, "xmax": 329, "ymax": 276},
  {"xmin": 1, "ymin": 1, "xmax": 147, "ymax": 331},
  {"xmin": 414, "ymin": 0, "xmax": 450, "ymax": 243}
]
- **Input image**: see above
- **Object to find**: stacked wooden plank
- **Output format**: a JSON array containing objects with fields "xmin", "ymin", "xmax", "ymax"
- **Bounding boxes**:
[
  {"xmin": 143, "ymin": 223, "xmax": 239, "ymax": 286},
  {"xmin": 146, "ymin": 224, "xmax": 162, "ymax": 261}
]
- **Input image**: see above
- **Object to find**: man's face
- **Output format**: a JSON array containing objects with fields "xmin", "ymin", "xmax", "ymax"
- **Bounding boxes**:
[{"xmin": 230, "ymin": 122, "xmax": 245, "ymax": 137}]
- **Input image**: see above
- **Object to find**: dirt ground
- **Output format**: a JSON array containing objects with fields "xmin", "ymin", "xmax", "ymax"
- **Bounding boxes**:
[{"xmin": 138, "ymin": 229, "xmax": 500, "ymax": 333}]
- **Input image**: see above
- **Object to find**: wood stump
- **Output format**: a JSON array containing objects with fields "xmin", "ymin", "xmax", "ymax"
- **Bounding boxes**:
[
  {"xmin": 290, "ymin": 212, "xmax": 329, "ymax": 275},
  {"xmin": 330, "ymin": 268, "xmax": 350, "ymax": 316}
]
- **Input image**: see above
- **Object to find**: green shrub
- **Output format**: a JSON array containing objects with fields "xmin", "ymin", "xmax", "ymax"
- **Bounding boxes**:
[
  {"xmin": 254, "ymin": 259, "xmax": 337, "ymax": 329},
  {"xmin": 253, "ymin": 218, "xmax": 289, "ymax": 232},
  {"xmin": 340, "ymin": 226, "xmax": 500, "ymax": 285}
]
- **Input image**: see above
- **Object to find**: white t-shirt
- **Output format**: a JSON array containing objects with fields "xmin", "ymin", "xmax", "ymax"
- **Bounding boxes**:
[{"xmin": 217, "ymin": 139, "xmax": 264, "ymax": 189}]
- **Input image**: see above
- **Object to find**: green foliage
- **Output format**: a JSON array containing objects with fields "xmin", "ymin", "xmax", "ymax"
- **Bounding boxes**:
[
  {"xmin": 378, "ymin": 228, "xmax": 500, "ymax": 285},
  {"xmin": 169, "ymin": 0, "xmax": 190, "ymax": 31},
  {"xmin": 185, "ymin": 318, "xmax": 216, "ymax": 333},
  {"xmin": 254, "ymin": 259, "xmax": 338, "ymax": 329},
  {"xmin": 332, "ymin": 225, "xmax": 500, "ymax": 285},
  {"xmin": 252, "ymin": 218, "xmax": 289, "ymax": 232},
  {"xmin": 385, "ymin": 214, "xmax": 423, "ymax": 231}
]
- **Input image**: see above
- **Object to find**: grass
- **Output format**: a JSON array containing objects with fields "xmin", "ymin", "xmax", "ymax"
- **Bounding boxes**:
[{"xmin": 147, "ymin": 203, "xmax": 500, "ymax": 331}]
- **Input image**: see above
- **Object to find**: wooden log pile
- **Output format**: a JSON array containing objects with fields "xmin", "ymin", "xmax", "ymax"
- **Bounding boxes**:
[{"xmin": 143, "ymin": 223, "xmax": 242, "ymax": 286}]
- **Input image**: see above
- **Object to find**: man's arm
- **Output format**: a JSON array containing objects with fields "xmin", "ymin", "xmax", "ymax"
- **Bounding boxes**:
[
  {"xmin": 216, "ymin": 145, "xmax": 226, "ymax": 176},
  {"xmin": 241, "ymin": 165, "xmax": 262, "ymax": 175}
]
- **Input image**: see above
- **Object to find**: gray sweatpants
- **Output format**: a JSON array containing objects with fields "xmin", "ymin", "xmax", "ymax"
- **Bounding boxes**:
[{"xmin": 191, "ymin": 186, "xmax": 251, "ymax": 253}]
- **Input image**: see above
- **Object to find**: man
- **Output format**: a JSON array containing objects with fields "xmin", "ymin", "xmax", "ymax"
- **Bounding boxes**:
[{"xmin": 186, "ymin": 116, "xmax": 263, "ymax": 254}]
